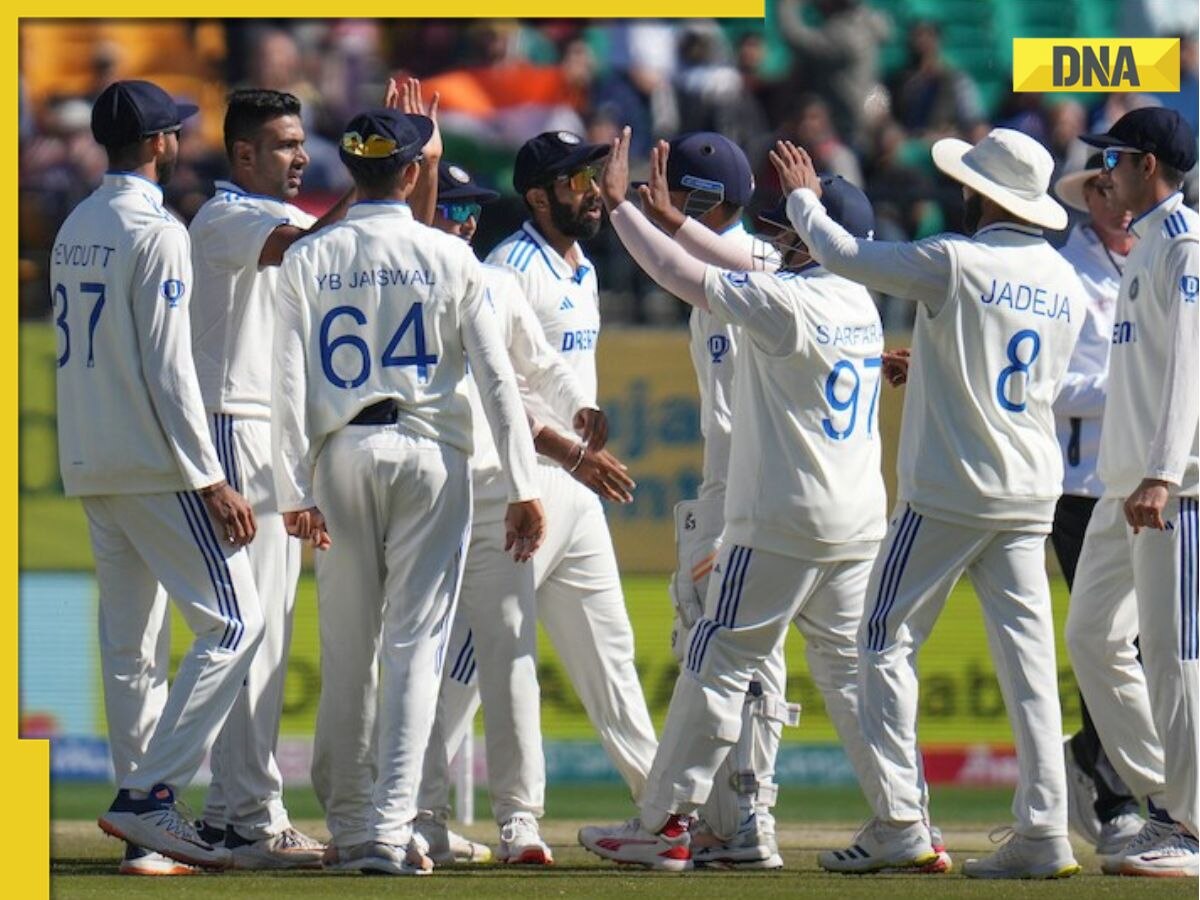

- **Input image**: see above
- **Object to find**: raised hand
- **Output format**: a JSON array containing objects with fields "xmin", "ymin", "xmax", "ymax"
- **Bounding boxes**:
[
  {"xmin": 599, "ymin": 126, "xmax": 633, "ymax": 211},
  {"xmin": 638, "ymin": 139, "xmax": 686, "ymax": 235},
  {"xmin": 399, "ymin": 76, "xmax": 442, "ymax": 162},
  {"xmin": 769, "ymin": 140, "xmax": 823, "ymax": 198}
]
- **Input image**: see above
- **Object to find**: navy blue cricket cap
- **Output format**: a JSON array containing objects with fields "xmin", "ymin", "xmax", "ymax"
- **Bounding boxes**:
[
  {"xmin": 91, "ymin": 80, "xmax": 199, "ymax": 148},
  {"xmin": 513, "ymin": 130, "xmax": 610, "ymax": 195},
  {"xmin": 1081, "ymin": 107, "xmax": 1198, "ymax": 173},
  {"xmin": 759, "ymin": 175, "xmax": 876, "ymax": 240},
  {"xmin": 438, "ymin": 160, "xmax": 500, "ymax": 203},
  {"xmin": 338, "ymin": 109, "xmax": 434, "ymax": 175},
  {"xmin": 666, "ymin": 132, "xmax": 755, "ymax": 207}
]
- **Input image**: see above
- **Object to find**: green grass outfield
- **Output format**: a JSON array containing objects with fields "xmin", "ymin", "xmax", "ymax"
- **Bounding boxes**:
[{"xmin": 51, "ymin": 783, "xmax": 1196, "ymax": 898}]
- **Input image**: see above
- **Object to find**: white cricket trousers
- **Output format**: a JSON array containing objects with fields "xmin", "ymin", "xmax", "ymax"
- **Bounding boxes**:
[
  {"xmin": 202, "ymin": 415, "xmax": 302, "ymax": 839},
  {"xmin": 1066, "ymin": 495, "xmax": 1199, "ymax": 835},
  {"xmin": 857, "ymin": 504, "xmax": 1068, "ymax": 838},
  {"xmin": 84, "ymin": 491, "xmax": 263, "ymax": 792},
  {"xmin": 419, "ymin": 497, "xmax": 545, "ymax": 824},
  {"xmin": 309, "ymin": 425, "xmax": 470, "ymax": 847},
  {"xmin": 642, "ymin": 543, "xmax": 876, "ymax": 830},
  {"xmin": 422, "ymin": 464, "xmax": 657, "ymax": 807}
]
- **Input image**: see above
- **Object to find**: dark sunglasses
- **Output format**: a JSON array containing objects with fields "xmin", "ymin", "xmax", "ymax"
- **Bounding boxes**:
[
  {"xmin": 554, "ymin": 165, "xmax": 601, "ymax": 193},
  {"xmin": 436, "ymin": 202, "xmax": 482, "ymax": 223}
]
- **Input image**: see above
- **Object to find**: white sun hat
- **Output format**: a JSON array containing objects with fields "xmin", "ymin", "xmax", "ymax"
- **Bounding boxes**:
[
  {"xmin": 1052, "ymin": 152, "xmax": 1105, "ymax": 213},
  {"xmin": 931, "ymin": 128, "xmax": 1068, "ymax": 230}
]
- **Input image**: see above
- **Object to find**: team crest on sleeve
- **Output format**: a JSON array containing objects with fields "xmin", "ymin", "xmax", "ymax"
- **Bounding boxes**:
[
  {"xmin": 1181, "ymin": 275, "xmax": 1199, "ymax": 303},
  {"xmin": 161, "ymin": 278, "xmax": 186, "ymax": 307},
  {"xmin": 723, "ymin": 271, "xmax": 750, "ymax": 287},
  {"xmin": 708, "ymin": 334, "xmax": 731, "ymax": 364}
]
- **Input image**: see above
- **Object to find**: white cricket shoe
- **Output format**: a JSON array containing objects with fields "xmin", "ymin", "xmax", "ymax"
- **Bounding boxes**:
[
  {"xmin": 819, "ymin": 818, "xmax": 937, "ymax": 873},
  {"xmin": 962, "ymin": 829, "xmax": 1079, "ymax": 879},
  {"xmin": 118, "ymin": 843, "xmax": 199, "ymax": 876},
  {"xmin": 579, "ymin": 815, "xmax": 692, "ymax": 871},
  {"xmin": 497, "ymin": 812, "xmax": 553, "ymax": 865},
  {"xmin": 1095, "ymin": 812, "xmax": 1145, "ymax": 856},
  {"xmin": 227, "ymin": 826, "xmax": 325, "ymax": 870},
  {"xmin": 414, "ymin": 810, "xmax": 493, "ymax": 866},
  {"xmin": 98, "ymin": 785, "xmax": 231, "ymax": 870},
  {"xmin": 1105, "ymin": 823, "xmax": 1198, "ymax": 877},
  {"xmin": 691, "ymin": 814, "xmax": 783, "ymax": 869},
  {"xmin": 1063, "ymin": 738, "xmax": 1102, "ymax": 846},
  {"xmin": 322, "ymin": 837, "xmax": 433, "ymax": 875},
  {"xmin": 879, "ymin": 823, "xmax": 953, "ymax": 873},
  {"xmin": 1100, "ymin": 817, "xmax": 1176, "ymax": 874}
]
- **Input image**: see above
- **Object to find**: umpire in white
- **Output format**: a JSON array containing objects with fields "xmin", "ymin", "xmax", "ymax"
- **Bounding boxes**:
[
  {"xmin": 57, "ymin": 80, "xmax": 263, "ymax": 871},
  {"xmin": 272, "ymin": 108, "xmax": 544, "ymax": 875},
  {"xmin": 1067, "ymin": 107, "xmax": 1199, "ymax": 878}
]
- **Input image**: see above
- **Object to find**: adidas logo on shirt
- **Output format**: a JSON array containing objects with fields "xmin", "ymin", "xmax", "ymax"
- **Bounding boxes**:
[{"xmin": 560, "ymin": 297, "xmax": 575, "ymax": 311}]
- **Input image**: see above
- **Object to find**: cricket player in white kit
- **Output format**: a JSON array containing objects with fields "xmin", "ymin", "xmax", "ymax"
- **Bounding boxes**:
[
  {"xmin": 632, "ymin": 132, "xmax": 796, "ymax": 867},
  {"xmin": 272, "ymin": 109, "xmax": 544, "ymax": 876},
  {"xmin": 484, "ymin": 131, "xmax": 659, "ymax": 799},
  {"xmin": 1067, "ymin": 108, "xmax": 1199, "ymax": 877},
  {"xmin": 778, "ymin": 131, "xmax": 1086, "ymax": 878},
  {"xmin": 415, "ymin": 160, "xmax": 625, "ymax": 866},
  {"xmin": 189, "ymin": 88, "xmax": 353, "ymax": 870},
  {"xmin": 579, "ymin": 128, "xmax": 887, "ymax": 871},
  {"xmin": 1049, "ymin": 154, "xmax": 1145, "ymax": 856},
  {"xmin": 57, "ymin": 80, "xmax": 262, "ymax": 873}
]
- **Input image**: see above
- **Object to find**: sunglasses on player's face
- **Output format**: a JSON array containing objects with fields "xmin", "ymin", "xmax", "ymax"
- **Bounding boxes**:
[
  {"xmin": 1102, "ymin": 148, "xmax": 1143, "ymax": 171},
  {"xmin": 436, "ymin": 202, "xmax": 482, "ymax": 223},
  {"xmin": 555, "ymin": 164, "xmax": 600, "ymax": 193}
]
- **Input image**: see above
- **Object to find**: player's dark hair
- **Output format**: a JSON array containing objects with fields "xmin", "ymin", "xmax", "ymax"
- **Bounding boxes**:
[
  {"xmin": 104, "ymin": 141, "xmax": 144, "ymax": 170},
  {"xmin": 1157, "ymin": 160, "xmax": 1186, "ymax": 190},
  {"xmin": 350, "ymin": 163, "xmax": 409, "ymax": 198},
  {"xmin": 223, "ymin": 89, "xmax": 302, "ymax": 158}
]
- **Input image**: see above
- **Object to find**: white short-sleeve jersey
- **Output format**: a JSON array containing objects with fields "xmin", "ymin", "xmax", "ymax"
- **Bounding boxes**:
[
  {"xmin": 702, "ymin": 264, "xmax": 887, "ymax": 561},
  {"xmin": 189, "ymin": 180, "xmax": 317, "ymax": 419},
  {"xmin": 469, "ymin": 264, "xmax": 590, "ymax": 509},
  {"xmin": 53, "ymin": 173, "xmax": 224, "ymax": 497},
  {"xmin": 1054, "ymin": 223, "xmax": 1123, "ymax": 497},
  {"xmin": 272, "ymin": 201, "xmax": 537, "ymax": 512},
  {"xmin": 899, "ymin": 224, "xmax": 1086, "ymax": 530},
  {"xmin": 484, "ymin": 221, "xmax": 600, "ymax": 437},
  {"xmin": 1097, "ymin": 192, "xmax": 1199, "ymax": 498}
]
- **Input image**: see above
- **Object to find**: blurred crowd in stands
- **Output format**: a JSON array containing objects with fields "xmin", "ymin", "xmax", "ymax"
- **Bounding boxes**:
[{"xmin": 19, "ymin": 5, "xmax": 1200, "ymax": 327}]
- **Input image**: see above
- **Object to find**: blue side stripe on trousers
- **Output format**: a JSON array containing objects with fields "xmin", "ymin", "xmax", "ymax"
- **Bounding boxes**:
[
  {"xmin": 687, "ymin": 620, "xmax": 718, "ymax": 675},
  {"xmin": 177, "ymin": 493, "xmax": 239, "ymax": 650},
  {"xmin": 722, "ymin": 548, "xmax": 752, "ymax": 627},
  {"xmin": 867, "ymin": 508, "xmax": 922, "ymax": 652},
  {"xmin": 1182, "ymin": 499, "xmax": 1198, "ymax": 661},
  {"xmin": 714, "ymin": 546, "xmax": 746, "ymax": 626},
  {"xmin": 450, "ymin": 629, "xmax": 474, "ymax": 682},
  {"xmin": 183, "ymin": 491, "xmax": 243, "ymax": 651}
]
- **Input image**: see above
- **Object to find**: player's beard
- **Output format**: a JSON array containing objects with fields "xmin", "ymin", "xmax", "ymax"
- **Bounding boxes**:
[
  {"xmin": 548, "ymin": 191, "xmax": 602, "ymax": 240},
  {"xmin": 963, "ymin": 192, "xmax": 984, "ymax": 234},
  {"xmin": 156, "ymin": 149, "xmax": 178, "ymax": 187}
]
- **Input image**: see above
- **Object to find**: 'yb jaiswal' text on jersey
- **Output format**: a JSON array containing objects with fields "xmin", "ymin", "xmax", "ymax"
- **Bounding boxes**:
[{"xmin": 276, "ymin": 202, "xmax": 482, "ymax": 459}]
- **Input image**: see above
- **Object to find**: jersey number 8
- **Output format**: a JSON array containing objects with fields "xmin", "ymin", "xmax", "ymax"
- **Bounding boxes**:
[
  {"xmin": 995, "ymin": 329, "xmax": 1041, "ymax": 413},
  {"xmin": 320, "ymin": 303, "xmax": 438, "ymax": 388}
]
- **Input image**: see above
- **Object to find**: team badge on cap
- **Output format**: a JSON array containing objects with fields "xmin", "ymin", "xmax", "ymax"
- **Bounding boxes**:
[
  {"xmin": 341, "ymin": 131, "xmax": 399, "ymax": 159},
  {"xmin": 557, "ymin": 131, "xmax": 582, "ymax": 145},
  {"xmin": 448, "ymin": 165, "xmax": 470, "ymax": 184}
]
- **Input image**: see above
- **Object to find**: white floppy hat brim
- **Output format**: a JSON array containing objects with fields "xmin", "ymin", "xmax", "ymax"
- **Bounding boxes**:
[
  {"xmin": 932, "ymin": 137, "xmax": 1069, "ymax": 230},
  {"xmin": 1052, "ymin": 168, "xmax": 1102, "ymax": 213}
]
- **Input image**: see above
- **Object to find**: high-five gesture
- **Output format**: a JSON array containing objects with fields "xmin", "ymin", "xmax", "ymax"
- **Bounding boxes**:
[
  {"xmin": 769, "ymin": 140, "xmax": 823, "ymax": 198},
  {"xmin": 639, "ymin": 139, "xmax": 686, "ymax": 235},
  {"xmin": 385, "ymin": 76, "xmax": 442, "ymax": 225},
  {"xmin": 599, "ymin": 126, "xmax": 633, "ymax": 211}
]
